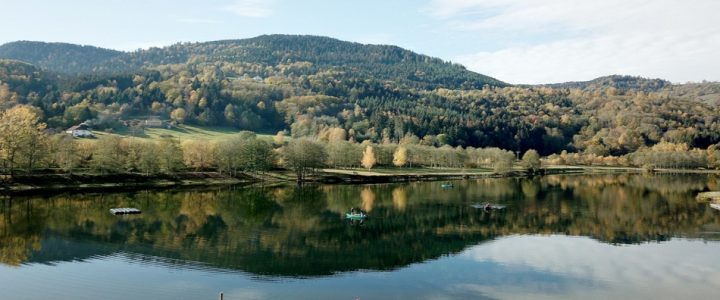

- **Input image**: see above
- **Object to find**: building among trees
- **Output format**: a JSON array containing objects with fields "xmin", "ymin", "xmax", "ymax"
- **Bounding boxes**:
[{"xmin": 65, "ymin": 123, "xmax": 94, "ymax": 138}]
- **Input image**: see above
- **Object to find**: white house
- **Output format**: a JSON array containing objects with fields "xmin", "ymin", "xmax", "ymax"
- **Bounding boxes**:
[
  {"xmin": 143, "ymin": 118, "xmax": 163, "ymax": 127},
  {"xmin": 66, "ymin": 124, "xmax": 95, "ymax": 138}
]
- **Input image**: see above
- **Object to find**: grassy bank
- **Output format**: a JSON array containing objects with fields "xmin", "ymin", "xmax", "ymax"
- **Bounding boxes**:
[
  {"xmin": 3, "ymin": 165, "xmax": 720, "ymax": 193},
  {"xmin": 0, "ymin": 172, "xmax": 256, "ymax": 193}
]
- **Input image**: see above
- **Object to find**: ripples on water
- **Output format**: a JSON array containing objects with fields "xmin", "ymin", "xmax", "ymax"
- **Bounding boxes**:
[{"xmin": 1, "ymin": 174, "xmax": 719, "ymax": 299}]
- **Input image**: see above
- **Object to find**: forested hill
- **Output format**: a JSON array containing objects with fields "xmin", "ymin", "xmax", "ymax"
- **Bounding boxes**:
[
  {"xmin": 0, "ymin": 41, "xmax": 125, "ymax": 74},
  {"xmin": 540, "ymin": 75, "xmax": 671, "ymax": 92},
  {"xmin": 0, "ymin": 35, "xmax": 506, "ymax": 89},
  {"xmin": 1, "ymin": 35, "xmax": 720, "ymax": 157}
]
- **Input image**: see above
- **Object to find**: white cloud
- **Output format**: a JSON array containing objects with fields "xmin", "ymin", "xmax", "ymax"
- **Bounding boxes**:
[
  {"xmin": 425, "ymin": 0, "xmax": 720, "ymax": 83},
  {"xmin": 459, "ymin": 235, "xmax": 720, "ymax": 299},
  {"xmin": 224, "ymin": 0, "xmax": 273, "ymax": 18}
]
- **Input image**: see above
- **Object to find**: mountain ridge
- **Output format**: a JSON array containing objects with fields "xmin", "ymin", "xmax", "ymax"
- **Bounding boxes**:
[
  {"xmin": 0, "ymin": 35, "xmax": 507, "ymax": 89},
  {"xmin": 0, "ymin": 41, "xmax": 125, "ymax": 74},
  {"xmin": 538, "ymin": 75, "xmax": 672, "ymax": 92}
]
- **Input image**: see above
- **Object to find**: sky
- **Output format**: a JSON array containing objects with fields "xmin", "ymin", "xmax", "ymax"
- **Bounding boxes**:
[{"xmin": 1, "ymin": 0, "xmax": 719, "ymax": 84}]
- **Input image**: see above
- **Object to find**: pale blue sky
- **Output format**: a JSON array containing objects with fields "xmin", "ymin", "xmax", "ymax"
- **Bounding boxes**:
[{"xmin": 2, "ymin": 0, "xmax": 719, "ymax": 84}]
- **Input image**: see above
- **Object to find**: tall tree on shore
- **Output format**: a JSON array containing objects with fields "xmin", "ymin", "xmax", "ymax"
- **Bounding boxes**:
[
  {"xmin": 157, "ymin": 138, "xmax": 185, "ymax": 173},
  {"xmin": 522, "ymin": 149, "xmax": 541, "ymax": 174},
  {"xmin": 239, "ymin": 139, "xmax": 275, "ymax": 173},
  {"xmin": 50, "ymin": 134, "xmax": 79, "ymax": 173},
  {"xmin": 361, "ymin": 145, "xmax": 376, "ymax": 169},
  {"xmin": 92, "ymin": 135, "xmax": 125, "ymax": 173},
  {"xmin": 182, "ymin": 139, "xmax": 216, "ymax": 171},
  {"xmin": 393, "ymin": 146, "xmax": 407, "ymax": 167},
  {"xmin": 282, "ymin": 139, "xmax": 326, "ymax": 182},
  {"xmin": 0, "ymin": 105, "xmax": 47, "ymax": 175}
]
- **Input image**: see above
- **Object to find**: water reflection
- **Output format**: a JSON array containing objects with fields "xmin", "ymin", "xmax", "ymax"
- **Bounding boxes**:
[{"xmin": 0, "ymin": 174, "xmax": 718, "ymax": 278}]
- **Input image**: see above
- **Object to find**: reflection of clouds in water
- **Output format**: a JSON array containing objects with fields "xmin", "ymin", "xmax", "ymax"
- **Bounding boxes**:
[
  {"xmin": 459, "ymin": 235, "xmax": 720, "ymax": 299},
  {"xmin": 225, "ymin": 288, "xmax": 266, "ymax": 300}
]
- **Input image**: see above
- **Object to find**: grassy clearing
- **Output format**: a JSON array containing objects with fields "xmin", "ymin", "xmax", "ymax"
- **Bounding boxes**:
[{"xmin": 91, "ymin": 125, "xmax": 277, "ymax": 143}]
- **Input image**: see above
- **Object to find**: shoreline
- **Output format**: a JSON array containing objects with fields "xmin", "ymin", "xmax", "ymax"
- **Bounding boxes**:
[
  {"xmin": 0, "ymin": 172, "xmax": 255, "ymax": 194},
  {"xmin": 2, "ymin": 166, "xmax": 719, "ymax": 194}
]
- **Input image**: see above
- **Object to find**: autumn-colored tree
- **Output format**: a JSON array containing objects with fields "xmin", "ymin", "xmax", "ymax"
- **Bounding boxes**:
[
  {"xmin": 182, "ymin": 139, "xmax": 216, "ymax": 170},
  {"xmin": 273, "ymin": 131, "xmax": 286, "ymax": 146},
  {"xmin": 393, "ymin": 146, "xmax": 407, "ymax": 167},
  {"xmin": 361, "ymin": 145, "xmax": 376, "ymax": 169},
  {"xmin": 522, "ymin": 149, "xmax": 541, "ymax": 173},
  {"xmin": 282, "ymin": 139, "xmax": 326, "ymax": 182},
  {"xmin": 328, "ymin": 127, "xmax": 347, "ymax": 142},
  {"xmin": 0, "ymin": 105, "xmax": 47, "ymax": 174},
  {"xmin": 215, "ymin": 137, "xmax": 244, "ymax": 175},
  {"xmin": 170, "ymin": 107, "xmax": 187, "ymax": 124}
]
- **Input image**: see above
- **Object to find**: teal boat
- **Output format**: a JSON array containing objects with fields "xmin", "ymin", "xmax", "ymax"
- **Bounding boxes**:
[
  {"xmin": 346, "ymin": 212, "xmax": 368, "ymax": 219},
  {"xmin": 441, "ymin": 183, "xmax": 454, "ymax": 188},
  {"xmin": 346, "ymin": 208, "xmax": 368, "ymax": 219}
]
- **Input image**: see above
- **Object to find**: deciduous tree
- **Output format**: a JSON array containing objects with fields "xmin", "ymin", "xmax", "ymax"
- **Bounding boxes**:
[
  {"xmin": 361, "ymin": 145, "xmax": 376, "ymax": 169},
  {"xmin": 393, "ymin": 146, "xmax": 407, "ymax": 167}
]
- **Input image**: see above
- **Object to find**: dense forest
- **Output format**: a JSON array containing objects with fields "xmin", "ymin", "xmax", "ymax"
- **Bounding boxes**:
[{"xmin": 1, "ymin": 34, "xmax": 720, "ymax": 165}]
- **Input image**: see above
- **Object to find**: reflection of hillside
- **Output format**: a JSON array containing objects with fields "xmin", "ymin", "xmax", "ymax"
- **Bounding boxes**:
[{"xmin": 1, "ymin": 174, "xmax": 719, "ymax": 276}]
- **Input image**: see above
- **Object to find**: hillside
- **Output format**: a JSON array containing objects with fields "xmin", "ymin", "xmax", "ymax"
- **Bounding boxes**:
[
  {"xmin": 0, "ymin": 35, "xmax": 506, "ymax": 89},
  {"xmin": 541, "ymin": 75, "xmax": 671, "ymax": 92},
  {"xmin": 0, "ymin": 41, "xmax": 125, "ymax": 74},
  {"xmin": 1, "ymin": 35, "xmax": 720, "ymax": 156},
  {"xmin": 0, "ymin": 59, "xmax": 57, "ymax": 111},
  {"xmin": 664, "ymin": 81, "xmax": 720, "ymax": 105}
]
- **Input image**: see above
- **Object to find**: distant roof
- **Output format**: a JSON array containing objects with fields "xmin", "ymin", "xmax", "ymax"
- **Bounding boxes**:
[{"xmin": 67, "ymin": 124, "xmax": 89, "ymax": 131}]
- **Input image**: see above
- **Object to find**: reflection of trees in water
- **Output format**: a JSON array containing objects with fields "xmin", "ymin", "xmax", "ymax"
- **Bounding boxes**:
[
  {"xmin": 0, "ymin": 198, "xmax": 43, "ymax": 266},
  {"xmin": 360, "ymin": 188, "xmax": 375, "ymax": 212},
  {"xmin": 1, "ymin": 175, "xmax": 719, "ymax": 275},
  {"xmin": 392, "ymin": 186, "xmax": 407, "ymax": 212},
  {"xmin": 528, "ymin": 174, "xmax": 720, "ymax": 243}
]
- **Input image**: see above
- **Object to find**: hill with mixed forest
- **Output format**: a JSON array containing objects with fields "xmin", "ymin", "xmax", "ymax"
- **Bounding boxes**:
[
  {"xmin": 0, "ymin": 41, "xmax": 125, "ymax": 74},
  {"xmin": 0, "ymin": 35, "xmax": 505, "ymax": 89},
  {"xmin": 540, "ymin": 75, "xmax": 672, "ymax": 92},
  {"xmin": 1, "ymin": 35, "xmax": 719, "ymax": 156}
]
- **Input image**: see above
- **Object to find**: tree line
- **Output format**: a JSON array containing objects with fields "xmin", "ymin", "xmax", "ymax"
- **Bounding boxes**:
[
  {"xmin": 0, "ymin": 105, "xmax": 522, "ymax": 178},
  {"xmin": 3, "ymin": 104, "xmax": 720, "ymax": 180}
]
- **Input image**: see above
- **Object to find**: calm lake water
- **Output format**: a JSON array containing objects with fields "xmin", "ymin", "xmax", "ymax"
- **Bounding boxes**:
[{"xmin": 2, "ymin": 174, "xmax": 720, "ymax": 299}]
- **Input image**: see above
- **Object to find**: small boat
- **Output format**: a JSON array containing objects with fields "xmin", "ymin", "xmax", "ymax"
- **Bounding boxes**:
[
  {"xmin": 346, "ymin": 208, "xmax": 368, "ymax": 219},
  {"xmin": 110, "ymin": 208, "xmax": 142, "ymax": 215},
  {"xmin": 346, "ymin": 212, "xmax": 368, "ymax": 219},
  {"xmin": 441, "ymin": 183, "xmax": 454, "ymax": 189}
]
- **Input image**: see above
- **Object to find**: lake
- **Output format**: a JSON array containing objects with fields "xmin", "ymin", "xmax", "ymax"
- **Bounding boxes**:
[{"xmin": 1, "ymin": 174, "xmax": 720, "ymax": 299}]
